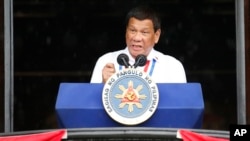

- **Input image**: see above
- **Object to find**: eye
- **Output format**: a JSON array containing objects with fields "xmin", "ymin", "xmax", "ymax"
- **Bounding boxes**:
[
  {"xmin": 130, "ymin": 29, "xmax": 136, "ymax": 32},
  {"xmin": 142, "ymin": 31, "xmax": 149, "ymax": 35}
]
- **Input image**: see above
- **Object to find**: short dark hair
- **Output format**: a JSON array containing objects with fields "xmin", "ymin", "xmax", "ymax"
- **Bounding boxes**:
[{"xmin": 125, "ymin": 5, "xmax": 161, "ymax": 32}]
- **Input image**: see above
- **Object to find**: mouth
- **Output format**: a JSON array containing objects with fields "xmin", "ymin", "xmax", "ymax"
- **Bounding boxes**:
[{"xmin": 131, "ymin": 45, "xmax": 142, "ymax": 50}]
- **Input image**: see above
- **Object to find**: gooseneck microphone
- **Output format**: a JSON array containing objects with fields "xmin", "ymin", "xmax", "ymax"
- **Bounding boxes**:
[
  {"xmin": 117, "ymin": 53, "xmax": 130, "ymax": 68},
  {"xmin": 133, "ymin": 54, "xmax": 147, "ymax": 68}
]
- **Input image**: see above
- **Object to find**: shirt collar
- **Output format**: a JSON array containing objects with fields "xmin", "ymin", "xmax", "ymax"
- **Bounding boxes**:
[
  {"xmin": 147, "ymin": 48, "xmax": 158, "ymax": 61},
  {"xmin": 124, "ymin": 47, "xmax": 159, "ymax": 64}
]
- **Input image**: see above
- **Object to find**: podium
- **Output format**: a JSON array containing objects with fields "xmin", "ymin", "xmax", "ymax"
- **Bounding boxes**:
[{"xmin": 55, "ymin": 83, "xmax": 204, "ymax": 128}]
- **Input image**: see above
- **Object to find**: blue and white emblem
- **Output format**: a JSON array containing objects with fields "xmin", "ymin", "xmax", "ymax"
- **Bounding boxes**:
[{"xmin": 102, "ymin": 68, "xmax": 159, "ymax": 125}]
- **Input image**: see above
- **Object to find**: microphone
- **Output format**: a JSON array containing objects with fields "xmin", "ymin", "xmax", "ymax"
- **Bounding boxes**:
[
  {"xmin": 133, "ymin": 54, "xmax": 147, "ymax": 68},
  {"xmin": 117, "ymin": 53, "xmax": 130, "ymax": 68}
]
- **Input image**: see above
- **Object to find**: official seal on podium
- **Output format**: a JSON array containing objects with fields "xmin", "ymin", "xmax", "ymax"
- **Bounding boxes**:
[{"xmin": 102, "ymin": 68, "xmax": 159, "ymax": 125}]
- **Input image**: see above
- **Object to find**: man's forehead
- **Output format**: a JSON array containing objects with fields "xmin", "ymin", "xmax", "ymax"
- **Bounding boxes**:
[{"xmin": 128, "ymin": 18, "xmax": 154, "ymax": 29}]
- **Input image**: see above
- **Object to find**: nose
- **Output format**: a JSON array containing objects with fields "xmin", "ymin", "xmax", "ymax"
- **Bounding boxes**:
[{"xmin": 132, "ymin": 32, "xmax": 142, "ymax": 42}]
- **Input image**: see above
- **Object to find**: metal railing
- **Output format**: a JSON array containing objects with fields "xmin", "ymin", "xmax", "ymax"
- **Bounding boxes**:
[{"xmin": 0, "ymin": 127, "xmax": 229, "ymax": 141}]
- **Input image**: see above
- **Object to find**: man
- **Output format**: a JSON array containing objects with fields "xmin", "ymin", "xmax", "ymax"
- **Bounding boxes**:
[{"xmin": 90, "ymin": 6, "xmax": 186, "ymax": 83}]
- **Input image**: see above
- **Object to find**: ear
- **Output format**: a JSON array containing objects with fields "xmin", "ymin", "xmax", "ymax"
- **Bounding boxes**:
[{"xmin": 154, "ymin": 29, "xmax": 161, "ymax": 44}]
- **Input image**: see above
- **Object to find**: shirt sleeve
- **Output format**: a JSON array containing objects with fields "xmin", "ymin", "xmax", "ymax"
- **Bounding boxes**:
[
  {"xmin": 151, "ymin": 52, "xmax": 187, "ymax": 83},
  {"xmin": 90, "ymin": 56, "xmax": 104, "ymax": 83},
  {"xmin": 90, "ymin": 52, "xmax": 117, "ymax": 83}
]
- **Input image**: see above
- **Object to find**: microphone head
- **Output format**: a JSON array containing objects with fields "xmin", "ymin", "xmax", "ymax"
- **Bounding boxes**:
[
  {"xmin": 134, "ymin": 54, "xmax": 147, "ymax": 68},
  {"xmin": 117, "ymin": 53, "xmax": 130, "ymax": 68}
]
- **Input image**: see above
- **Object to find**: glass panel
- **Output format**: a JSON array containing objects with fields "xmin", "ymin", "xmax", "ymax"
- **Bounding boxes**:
[{"xmin": 13, "ymin": 0, "xmax": 236, "ymax": 131}]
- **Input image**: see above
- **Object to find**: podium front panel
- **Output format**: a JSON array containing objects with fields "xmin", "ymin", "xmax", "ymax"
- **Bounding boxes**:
[{"xmin": 55, "ymin": 83, "xmax": 204, "ymax": 128}]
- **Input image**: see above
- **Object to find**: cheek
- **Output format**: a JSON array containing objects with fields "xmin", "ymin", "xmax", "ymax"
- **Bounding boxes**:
[
  {"xmin": 126, "ymin": 33, "xmax": 132, "ymax": 40},
  {"xmin": 144, "ymin": 37, "xmax": 155, "ymax": 46},
  {"xmin": 126, "ymin": 35, "xmax": 133, "ymax": 44}
]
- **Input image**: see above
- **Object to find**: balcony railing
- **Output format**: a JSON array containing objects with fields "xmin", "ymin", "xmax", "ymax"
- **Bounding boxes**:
[{"xmin": 0, "ymin": 127, "xmax": 229, "ymax": 141}]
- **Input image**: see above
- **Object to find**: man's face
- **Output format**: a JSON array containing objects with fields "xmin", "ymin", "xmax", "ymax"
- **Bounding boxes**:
[{"xmin": 126, "ymin": 17, "xmax": 161, "ymax": 59}]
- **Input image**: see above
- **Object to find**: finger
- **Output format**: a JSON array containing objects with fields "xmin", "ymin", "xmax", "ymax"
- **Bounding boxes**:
[
  {"xmin": 105, "ymin": 63, "xmax": 115, "ymax": 73},
  {"xmin": 102, "ymin": 63, "xmax": 115, "ymax": 83},
  {"xmin": 105, "ymin": 63, "xmax": 115, "ymax": 69}
]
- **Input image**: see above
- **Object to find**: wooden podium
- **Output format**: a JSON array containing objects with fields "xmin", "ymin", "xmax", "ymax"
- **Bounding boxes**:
[{"xmin": 55, "ymin": 83, "xmax": 204, "ymax": 128}]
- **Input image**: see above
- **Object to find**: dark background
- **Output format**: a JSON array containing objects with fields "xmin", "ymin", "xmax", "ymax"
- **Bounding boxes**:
[{"xmin": 13, "ymin": 0, "xmax": 236, "ymax": 131}]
